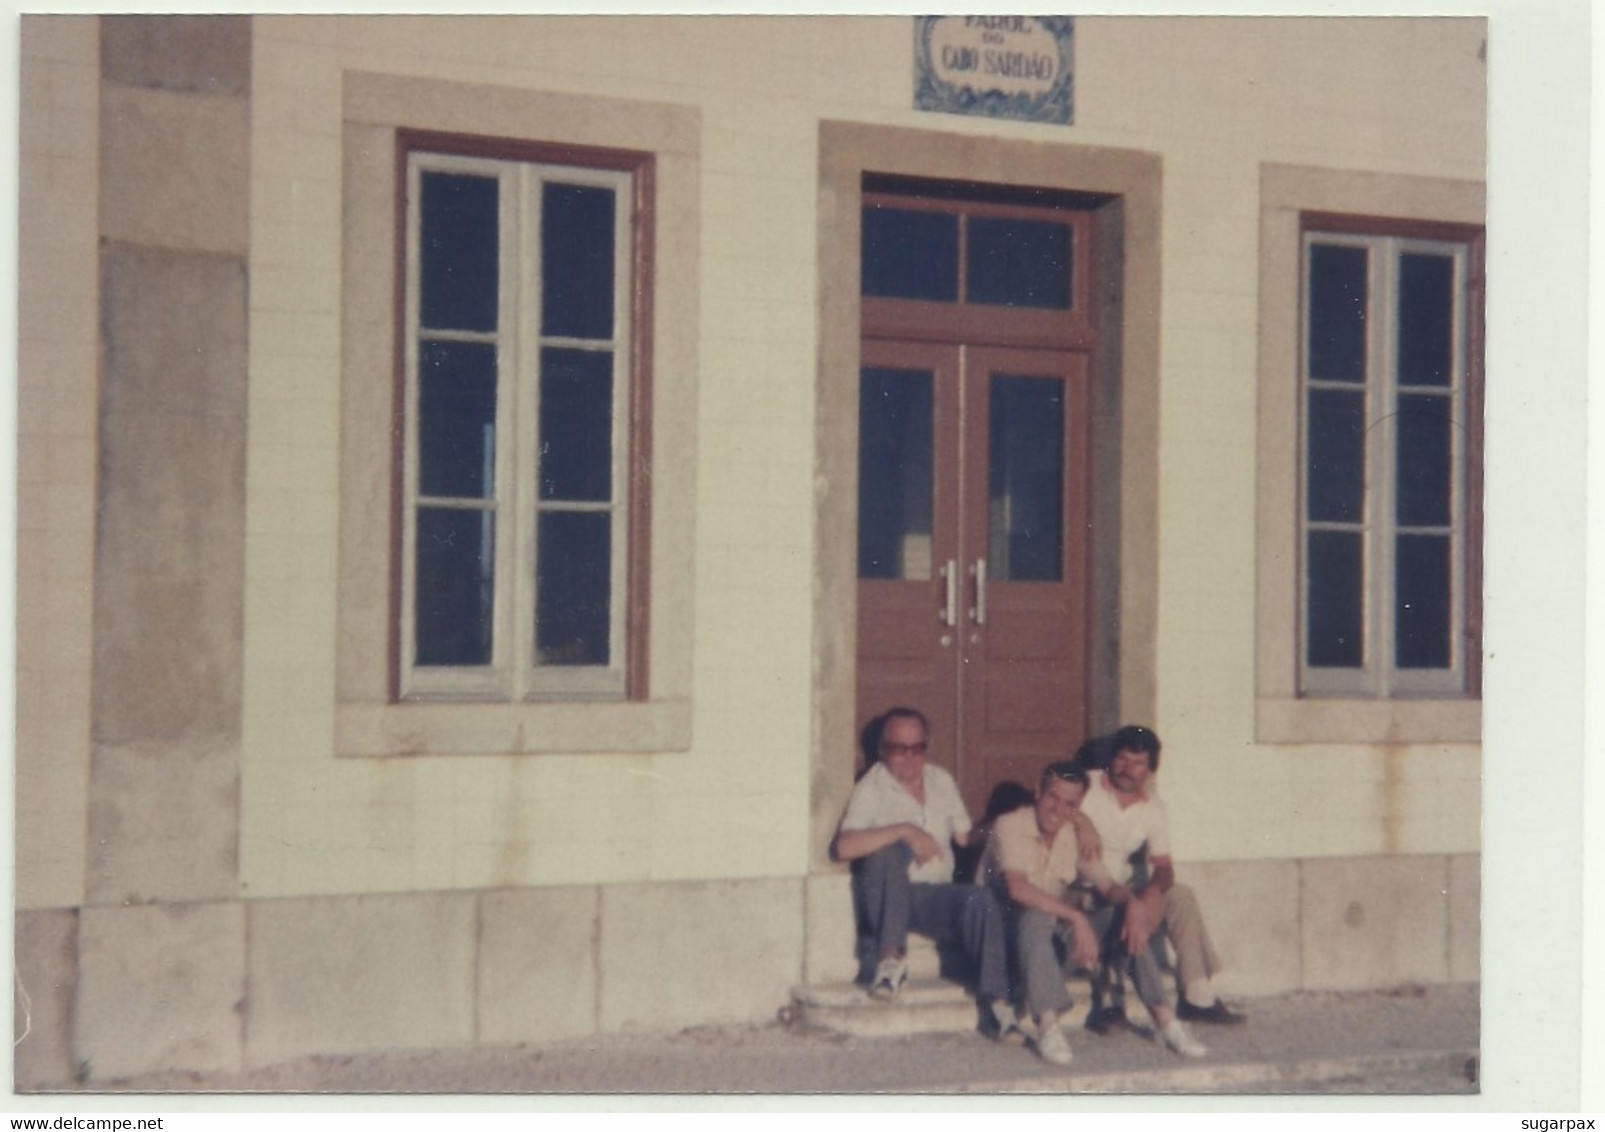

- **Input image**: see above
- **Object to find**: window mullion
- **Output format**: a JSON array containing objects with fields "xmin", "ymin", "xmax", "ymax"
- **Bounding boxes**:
[
  {"xmin": 1369, "ymin": 240, "xmax": 1398, "ymax": 697},
  {"xmin": 511, "ymin": 165, "xmax": 541, "ymax": 699}
]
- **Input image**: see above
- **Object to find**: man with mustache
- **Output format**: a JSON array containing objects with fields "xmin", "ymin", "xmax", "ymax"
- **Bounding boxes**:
[
  {"xmin": 1076, "ymin": 725, "xmax": 1246, "ymax": 1032},
  {"xmin": 981, "ymin": 760, "xmax": 1208, "ymax": 1066}
]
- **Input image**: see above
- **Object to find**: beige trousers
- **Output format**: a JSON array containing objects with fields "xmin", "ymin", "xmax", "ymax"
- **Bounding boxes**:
[{"xmin": 1162, "ymin": 883, "xmax": 1224, "ymax": 1005}]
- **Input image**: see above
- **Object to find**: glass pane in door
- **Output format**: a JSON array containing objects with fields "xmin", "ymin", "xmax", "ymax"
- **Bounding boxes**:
[
  {"xmin": 988, "ymin": 375, "xmax": 1064, "ymax": 581},
  {"xmin": 967, "ymin": 216, "xmax": 1073, "ymax": 310},
  {"xmin": 858, "ymin": 367, "xmax": 935, "ymax": 580}
]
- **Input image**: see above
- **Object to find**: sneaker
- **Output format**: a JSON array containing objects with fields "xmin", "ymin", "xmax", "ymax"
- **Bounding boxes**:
[
  {"xmin": 1176, "ymin": 999, "xmax": 1247, "ymax": 1025},
  {"xmin": 1160, "ymin": 1019, "xmax": 1208, "ymax": 1058},
  {"xmin": 984, "ymin": 1000, "xmax": 1029, "ymax": 1047},
  {"xmin": 1036, "ymin": 1024, "xmax": 1075, "ymax": 1067},
  {"xmin": 1085, "ymin": 1005, "xmax": 1129, "ymax": 1035},
  {"xmin": 868, "ymin": 956, "xmax": 907, "ymax": 1001}
]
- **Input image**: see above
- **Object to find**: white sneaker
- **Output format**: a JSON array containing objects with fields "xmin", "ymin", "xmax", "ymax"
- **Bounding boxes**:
[
  {"xmin": 869, "ymin": 956, "xmax": 907, "ymax": 1001},
  {"xmin": 1160, "ymin": 1019, "xmax": 1208, "ymax": 1058},
  {"xmin": 1036, "ymin": 1024, "xmax": 1075, "ymax": 1067},
  {"xmin": 986, "ymin": 1000, "xmax": 1028, "ymax": 1047}
]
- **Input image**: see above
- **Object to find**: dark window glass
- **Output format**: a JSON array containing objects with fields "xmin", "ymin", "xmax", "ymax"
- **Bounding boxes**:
[
  {"xmin": 1306, "ymin": 388, "xmax": 1366, "ymax": 524},
  {"xmin": 536, "ymin": 511, "xmax": 611, "ymax": 666},
  {"xmin": 858, "ymin": 368, "xmax": 935, "ymax": 581},
  {"xmin": 862, "ymin": 206, "xmax": 959, "ymax": 301},
  {"xmin": 542, "ymin": 183, "xmax": 616, "ymax": 340},
  {"xmin": 418, "ymin": 341, "xmax": 497, "ymax": 500},
  {"xmin": 415, "ymin": 507, "xmax": 495, "ymax": 666},
  {"xmin": 420, "ymin": 171, "xmax": 499, "ymax": 333},
  {"xmin": 1396, "ymin": 253, "xmax": 1455, "ymax": 388},
  {"xmin": 1307, "ymin": 530, "xmax": 1363, "ymax": 667},
  {"xmin": 967, "ymin": 216, "xmax": 1072, "ymax": 309},
  {"xmin": 1396, "ymin": 533, "xmax": 1451, "ymax": 668},
  {"xmin": 1307, "ymin": 243, "xmax": 1368, "ymax": 383},
  {"xmin": 539, "ymin": 348, "xmax": 613, "ymax": 503},
  {"xmin": 989, "ymin": 375, "xmax": 1065, "ymax": 582},
  {"xmin": 1396, "ymin": 392, "xmax": 1453, "ymax": 528}
]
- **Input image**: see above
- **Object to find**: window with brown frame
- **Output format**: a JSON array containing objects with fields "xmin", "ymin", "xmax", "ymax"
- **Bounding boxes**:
[
  {"xmin": 396, "ymin": 131, "xmax": 652, "ymax": 702},
  {"xmin": 1298, "ymin": 215, "xmax": 1484, "ymax": 699}
]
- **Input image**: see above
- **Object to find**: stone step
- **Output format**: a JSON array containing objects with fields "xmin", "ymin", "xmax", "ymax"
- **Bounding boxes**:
[
  {"xmin": 794, "ymin": 935, "xmax": 1182, "ymax": 1040},
  {"xmin": 901, "ymin": 935, "xmax": 944, "ymax": 980},
  {"xmin": 790, "ymin": 977, "xmax": 986, "ymax": 1038},
  {"xmin": 789, "ymin": 976, "xmax": 1102, "ymax": 1039}
]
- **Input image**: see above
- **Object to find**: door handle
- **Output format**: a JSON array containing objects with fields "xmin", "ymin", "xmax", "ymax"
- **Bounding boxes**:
[
  {"xmin": 940, "ymin": 559, "xmax": 958, "ymax": 627},
  {"xmin": 970, "ymin": 558, "xmax": 987, "ymax": 625}
]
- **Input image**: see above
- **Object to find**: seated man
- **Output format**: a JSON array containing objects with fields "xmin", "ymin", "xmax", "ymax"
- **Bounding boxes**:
[
  {"xmin": 981, "ymin": 761, "xmax": 1207, "ymax": 1066},
  {"xmin": 834, "ymin": 707, "xmax": 1021, "ymax": 1043},
  {"xmin": 1076, "ymin": 725, "xmax": 1246, "ymax": 1029}
]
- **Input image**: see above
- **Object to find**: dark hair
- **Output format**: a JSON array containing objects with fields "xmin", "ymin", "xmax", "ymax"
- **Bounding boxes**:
[
  {"xmin": 1110, "ymin": 724, "xmax": 1161, "ymax": 773},
  {"xmin": 880, "ymin": 706, "xmax": 930, "ymax": 742},
  {"xmin": 982, "ymin": 780, "xmax": 1035, "ymax": 824},
  {"xmin": 1072, "ymin": 734, "xmax": 1116, "ymax": 772},
  {"xmin": 1039, "ymin": 760, "xmax": 1089, "ymax": 793}
]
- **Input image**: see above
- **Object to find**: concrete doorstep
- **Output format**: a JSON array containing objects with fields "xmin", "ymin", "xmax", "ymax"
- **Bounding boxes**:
[
  {"xmin": 785, "ymin": 945, "xmax": 1479, "ymax": 1096},
  {"xmin": 791, "ymin": 933, "xmax": 1155, "ymax": 1039}
]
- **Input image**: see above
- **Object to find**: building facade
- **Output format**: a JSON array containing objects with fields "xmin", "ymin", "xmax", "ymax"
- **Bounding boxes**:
[{"xmin": 15, "ymin": 14, "xmax": 1484, "ymax": 1086}]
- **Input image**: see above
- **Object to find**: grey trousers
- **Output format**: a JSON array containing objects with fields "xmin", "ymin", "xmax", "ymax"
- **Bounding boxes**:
[
  {"xmin": 1006, "ymin": 895, "xmax": 1166, "ymax": 1020},
  {"xmin": 854, "ymin": 842, "xmax": 1010, "ymax": 1002}
]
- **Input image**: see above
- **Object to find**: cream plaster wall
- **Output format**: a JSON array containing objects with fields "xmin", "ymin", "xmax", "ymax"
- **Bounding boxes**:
[
  {"xmin": 1062, "ymin": 18, "xmax": 1483, "ymax": 865},
  {"xmin": 234, "ymin": 15, "xmax": 1483, "ymax": 899},
  {"xmin": 1075, "ymin": 19, "xmax": 1486, "ymax": 865},
  {"xmin": 241, "ymin": 16, "xmax": 854, "ymax": 898},
  {"xmin": 16, "ymin": 17, "xmax": 99, "ymax": 911}
]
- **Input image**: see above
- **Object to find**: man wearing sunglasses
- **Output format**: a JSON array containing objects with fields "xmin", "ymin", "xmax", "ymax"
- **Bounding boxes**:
[{"xmin": 834, "ymin": 706, "xmax": 1023, "ymax": 1044}]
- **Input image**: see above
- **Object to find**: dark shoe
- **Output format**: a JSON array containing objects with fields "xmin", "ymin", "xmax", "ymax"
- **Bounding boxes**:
[
  {"xmin": 1176, "ymin": 999, "xmax": 1246, "ymax": 1025},
  {"xmin": 1085, "ymin": 1006, "xmax": 1128, "ymax": 1035}
]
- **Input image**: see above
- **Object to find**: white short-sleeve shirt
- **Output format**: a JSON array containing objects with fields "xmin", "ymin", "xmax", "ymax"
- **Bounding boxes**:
[
  {"xmin": 840, "ymin": 761, "xmax": 973, "ymax": 884},
  {"xmin": 978, "ymin": 804, "xmax": 1081, "ymax": 896},
  {"xmin": 1077, "ymin": 769, "xmax": 1171, "ymax": 886}
]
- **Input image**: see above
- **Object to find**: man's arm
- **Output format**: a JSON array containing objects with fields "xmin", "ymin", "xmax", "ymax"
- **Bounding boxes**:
[
  {"xmin": 1000, "ymin": 870, "xmax": 1100, "ymax": 968},
  {"xmin": 834, "ymin": 823, "xmax": 942, "ymax": 864},
  {"xmin": 1067, "ymin": 810, "xmax": 1102, "ymax": 862},
  {"xmin": 1146, "ymin": 855, "xmax": 1177, "ymax": 895},
  {"xmin": 1077, "ymin": 856, "xmax": 1163, "ymax": 956}
]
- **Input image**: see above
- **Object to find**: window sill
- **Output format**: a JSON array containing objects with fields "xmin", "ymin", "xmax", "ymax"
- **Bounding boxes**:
[
  {"xmin": 1256, "ymin": 696, "xmax": 1480, "ymax": 745},
  {"xmin": 336, "ymin": 698, "xmax": 693, "ymax": 758}
]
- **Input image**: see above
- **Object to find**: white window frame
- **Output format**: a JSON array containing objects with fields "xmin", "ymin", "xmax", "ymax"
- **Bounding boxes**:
[
  {"xmin": 1298, "ymin": 230, "xmax": 1471, "ymax": 699},
  {"xmin": 401, "ymin": 150, "xmax": 634, "ymax": 702}
]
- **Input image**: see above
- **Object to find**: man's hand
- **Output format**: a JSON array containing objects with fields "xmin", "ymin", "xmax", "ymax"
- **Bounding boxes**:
[
  {"xmin": 1121, "ymin": 897, "xmax": 1155, "ymax": 957},
  {"xmin": 1070, "ymin": 914, "xmax": 1101, "ymax": 970},
  {"xmin": 1069, "ymin": 810, "xmax": 1102, "ymax": 862},
  {"xmin": 903, "ymin": 824, "xmax": 943, "ymax": 864}
]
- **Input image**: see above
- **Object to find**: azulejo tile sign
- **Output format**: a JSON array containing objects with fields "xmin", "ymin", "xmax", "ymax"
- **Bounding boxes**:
[{"xmin": 915, "ymin": 16, "xmax": 1075, "ymax": 126}]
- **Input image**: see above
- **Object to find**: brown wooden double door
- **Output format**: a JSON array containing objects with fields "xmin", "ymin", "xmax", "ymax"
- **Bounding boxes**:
[{"xmin": 856, "ymin": 337, "xmax": 1091, "ymax": 815}]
